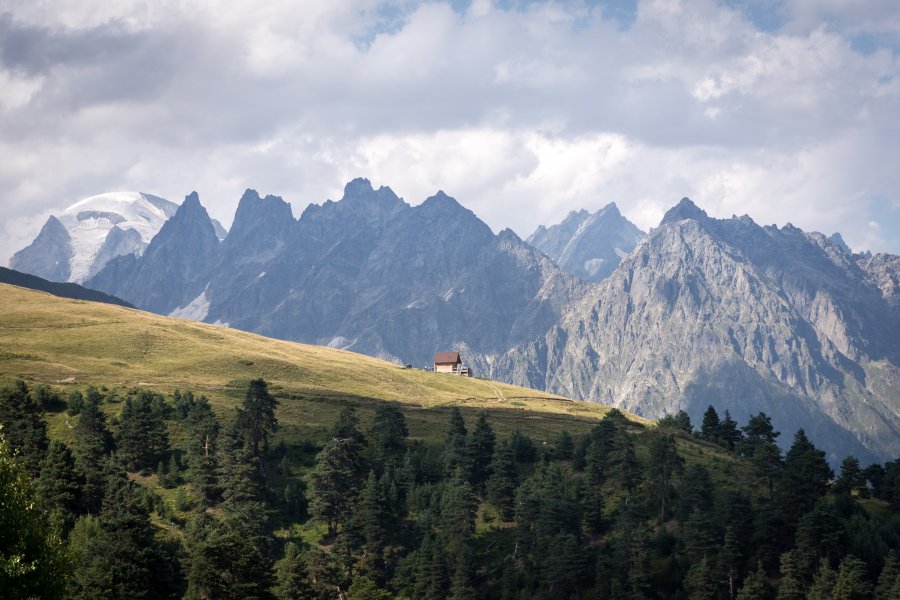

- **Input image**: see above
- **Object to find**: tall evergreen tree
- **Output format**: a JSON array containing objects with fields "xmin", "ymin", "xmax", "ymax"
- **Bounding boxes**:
[
  {"xmin": 807, "ymin": 559, "xmax": 836, "ymax": 600},
  {"xmin": 234, "ymin": 378, "xmax": 278, "ymax": 457},
  {"xmin": 739, "ymin": 413, "xmax": 782, "ymax": 499},
  {"xmin": 468, "ymin": 411, "xmax": 495, "ymax": 490},
  {"xmin": 775, "ymin": 551, "xmax": 804, "ymax": 600},
  {"xmin": 183, "ymin": 394, "xmax": 220, "ymax": 504},
  {"xmin": 735, "ymin": 562, "xmax": 770, "ymax": 600},
  {"xmin": 684, "ymin": 557, "xmax": 718, "ymax": 600},
  {"xmin": 351, "ymin": 471, "xmax": 391, "ymax": 582},
  {"xmin": 369, "ymin": 404, "xmax": 408, "ymax": 471},
  {"xmin": 831, "ymin": 555, "xmax": 872, "ymax": 600},
  {"xmin": 486, "ymin": 438, "xmax": 518, "ymax": 520},
  {"xmin": 677, "ymin": 464, "xmax": 714, "ymax": 521},
  {"xmin": 609, "ymin": 426, "xmax": 639, "ymax": 495},
  {"xmin": 719, "ymin": 526, "xmax": 743, "ymax": 600},
  {"xmin": 699, "ymin": 406, "xmax": 721, "ymax": 444},
  {"xmin": 875, "ymin": 550, "xmax": 900, "ymax": 600},
  {"xmin": 72, "ymin": 393, "xmax": 113, "ymax": 512},
  {"xmin": 647, "ymin": 431, "xmax": 684, "ymax": 522},
  {"xmin": 35, "ymin": 440, "xmax": 84, "ymax": 534},
  {"xmin": 116, "ymin": 390, "xmax": 169, "ymax": 472},
  {"xmin": 777, "ymin": 429, "xmax": 832, "ymax": 526},
  {"xmin": 273, "ymin": 541, "xmax": 314, "ymax": 600},
  {"xmin": 553, "ymin": 430, "xmax": 575, "ymax": 460},
  {"xmin": 0, "ymin": 380, "xmax": 49, "ymax": 477},
  {"xmin": 309, "ymin": 437, "xmax": 364, "ymax": 537},
  {"xmin": 444, "ymin": 407, "xmax": 470, "ymax": 477},
  {"xmin": 834, "ymin": 456, "xmax": 865, "ymax": 496}
]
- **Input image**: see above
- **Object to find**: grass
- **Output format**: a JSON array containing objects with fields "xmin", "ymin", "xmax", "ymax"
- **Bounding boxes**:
[{"xmin": 0, "ymin": 283, "xmax": 651, "ymax": 446}]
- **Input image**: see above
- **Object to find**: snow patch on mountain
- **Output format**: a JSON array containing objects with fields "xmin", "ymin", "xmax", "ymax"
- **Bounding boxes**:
[
  {"xmin": 58, "ymin": 192, "xmax": 179, "ymax": 283},
  {"xmin": 169, "ymin": 290, "xmax": 210, "ymax": 321}
]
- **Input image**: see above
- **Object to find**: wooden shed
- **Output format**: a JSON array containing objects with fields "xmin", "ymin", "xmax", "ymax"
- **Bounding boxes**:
[{"xmin": 433, "ymin": 351, "xmax": 462, "ymax": 374}]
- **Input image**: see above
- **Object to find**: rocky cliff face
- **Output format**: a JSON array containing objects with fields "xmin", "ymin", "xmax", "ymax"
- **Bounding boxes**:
[
  {"xmin": 527, "ymin": 203, "xmax": 644, "ymax": 282},
  {"xmin": 10, "ymin": 216, "xmax": 73, "ymax": 282},
  {"xmin": 500, "ymin": 199, "xmax": 900, "ymax": 463},
  {"xmin": 87, "ymin": 193, "xmax": 220, "ymax": 315}
]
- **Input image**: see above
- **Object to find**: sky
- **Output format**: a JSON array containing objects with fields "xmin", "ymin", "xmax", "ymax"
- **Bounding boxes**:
[{"xmin": 1, "ymin": 0, "xmax": 900, "ymax": 264}]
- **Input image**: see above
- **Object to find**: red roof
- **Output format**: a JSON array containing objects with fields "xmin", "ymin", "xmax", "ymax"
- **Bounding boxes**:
[{"xmin": 433, "ymin": 351, "xmax": 461, "ymax": 365}]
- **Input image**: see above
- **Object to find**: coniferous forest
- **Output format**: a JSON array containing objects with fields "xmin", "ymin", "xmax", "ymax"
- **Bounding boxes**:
[{"xmin": 3, "ymin": 379, "xmax": 900, "ymax": 599}]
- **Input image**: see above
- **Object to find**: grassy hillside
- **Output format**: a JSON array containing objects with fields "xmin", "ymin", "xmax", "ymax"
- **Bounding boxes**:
[{"xmin": 0, "ymin": 282, "xmax": 650, "ymax": 446}]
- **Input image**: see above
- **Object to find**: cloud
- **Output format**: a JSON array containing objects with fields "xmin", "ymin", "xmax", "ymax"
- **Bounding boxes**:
[{"xmin": 1, "ymin": 0, "xmax": 899, "ymax": 266}]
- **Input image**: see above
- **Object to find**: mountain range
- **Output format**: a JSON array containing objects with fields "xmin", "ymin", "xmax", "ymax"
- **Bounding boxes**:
[{"xmin": 9, "ymin": 181, "xmax": 900, "ymax": 463}]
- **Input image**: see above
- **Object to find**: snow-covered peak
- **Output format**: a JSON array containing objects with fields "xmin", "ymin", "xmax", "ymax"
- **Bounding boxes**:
[{"xmin": 58, "ymin": 192, "xmax": 178, "ymax": 283}]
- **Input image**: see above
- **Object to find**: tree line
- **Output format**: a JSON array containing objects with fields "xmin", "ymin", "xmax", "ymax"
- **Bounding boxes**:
[{"xmin": 2, "ymin": 379, "xmax": 900, "ymax": 599}]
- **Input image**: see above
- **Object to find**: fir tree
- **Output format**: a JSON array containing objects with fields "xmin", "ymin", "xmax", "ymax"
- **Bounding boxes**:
[
  {"xmin": 777, "ymin": 429, "xmax": 831, "ymax": 526},
  {"xmin": 609, "ymin": 426, "xmax": 639, "ymax": 494},
  {"xmin": 831, "ymin": 554, "xmax": 872, "ymax": 600},
  {"xmin": 309, "ymin": 437, "xmax": 364, "ymax": 537},
  {"xmin": 677, "ymin": 464, "xmax": 714, "ymax": 521},
  {"xmin": 444, "ymin": 407, "xmax": 470, "ymax": 477},
  {"xmin": 553, "ymin": 430, "xmax": 575, "ymax": 460},
  {"xmin": 719, "ymin": 526, "xmax": 743, "ymax": 600},
  {"xmin": 351, "ymin": 471, "xmax": 391, "ymax": 582},
  {"xmin": 35, "ymin": 440, "xmax": 84, "ymax": 534},
  {"xmin": 739, "ymin": 413, "xmax": 782, "ymax": 499},
  {"xmin": 647, "ymin": 430, "xmax": 684, "ymax": 522},
  {"xmin": 719, "ymin": 410, "xmax": 743, "ymax": 449},
  {"xmin": 369, "ymin": 404, "xmax": 408, "ymax": 471},
  {"xmin": 807, "ymin": 559, "xmax": 836, "ymax": 600},
  {"xmin": 273, "ymin": 541, "xmax": 314, "ymax": 600},
  {"xmin": 486, "ymin": 438, "xmax": 518, "ymax": 520},
  {"xmin": 540, "ymin": 532, "xmax": 587, "ymax": 598},
  {"xmin": 184, "ymin": 394, "xmax": 220, "ymax": 504},
  {"xmin": 834, "ymin": 456, "xmax": 865, "ymax": 496},
  {"xmin": 116, "ymin": 390, "xmax": 169, "ymax": 472},
  {"xmin": 0, "ymin": 380, "xmax": 49, "ymax": 477},
  {"xmin": 735, "ymin": 562, "xmax": 770, "ymax": 600},
  {"xmin": 468, "ymin": 411, "xmax": 495, "ymax": 490},
  {"xmin": 234, "ymin": 378, "xmax": 278, "ymax": 457},
  {"xmin": 775, "ymin": 551, "xmax": 804, "ymax": 600},
  {"xmin": 684, "ymin": 556, "xmax": 718, "ymax": 600},
  {"xmin": 72, "ymin": 392, "xmax": 113, "ymax": 512},
  {"xmin": 875, "ymin": 550, "xmax": 900, "ymax": 600},
  {"xmin": 699, "ymin": 406, "xmax": 721, "ymax": 444}
]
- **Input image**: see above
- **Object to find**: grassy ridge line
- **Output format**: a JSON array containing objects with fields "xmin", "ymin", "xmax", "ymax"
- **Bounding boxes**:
[{"xmin": 0, "ymin": 283, "xmax": 647, "ymax": 438}]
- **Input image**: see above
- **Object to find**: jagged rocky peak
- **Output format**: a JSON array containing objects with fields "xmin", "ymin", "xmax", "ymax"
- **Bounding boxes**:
[
  {"xmin": 829, "ymin": 232, "xmax": 852, "ymax": 254},
  {"xmin": 526, "ymin": 200, "xmax": 645, "ymax": 283},
  {"xmin": 234, "ymin": 188, "xmax": 293, "ymax": 225},
  {"xmin": 661, "ymin": 197, "xmax": 708, "ymax": 224},
  {"xmin": 10, "ymin": 215, "xmax": 74, "ymax": 282}
]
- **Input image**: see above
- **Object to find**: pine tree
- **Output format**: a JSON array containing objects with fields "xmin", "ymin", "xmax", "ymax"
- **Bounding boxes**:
[
  {"xmin": 807, "ymin": 559, "xmax": 836, "ymax": 600},
  {"xmin": 234, "ymin": 378, "xmax": 278, "ymax": 457},
  {"xmin": 274, "ymin": 541, "xmax": 314, "ymax": 600},
  {"xmin": 444, "ymin": 407, "xmax": 470, "ymax": 477},
  {"xmin": 609, "ymin": 427, "xmax": 639, "ymax": 494},
  {"xmin": 468, "ymin": 411, "xmax": 495, "ymax": 490},
  {"xmin": 832, "ymin": 554, "xmax": 872, "ymax": 600},
  {"xmin": 184, "ymin": 394, "xmax": 220, "ymax": 504},
  {"xmin": 72, "ymin": 393, "xmax": 113, "ymax": 512},
  {"xmin": 834, "ymin": 456, "xmax": 864, "ymax": 496},
  {"xmin": 684, "ymin": 557, "xmax": 718, "ymax": 600},
  {"xmin": 647, "ymin": 430, "xmax": 684, "ymax": 522},
  {"xmin": 736, "ymin": 562, "xmax": 770, "ymax": 600},
  {"xmin": 549, "ymin": 430, "xmax": 573, "ymax": 461},
  {"xmin": 369, "ymin": 404, "xmax": 408, "ymax": 471},
  {"xmin": 0, "ymin": 434, "xmax": 67, "ymax": 600},
  {"xmin": 0, "ymin": 380, "xmax": 49, "ymax": 477},
  {"xmin": 540, "ymin": 532, "xmax": 587, "ymax": 598},
  {"xmin": 683, "ymin": 507, "xmax": 718, "ymax": 563},
  {"xmin": 775, "ymin": 551, "xmax": 804, "ymax": 600},
  {"xmin": 875, "ymin": 550, "xmax": 900, "ymax": 600},
  {"xmin": 116, "ymin": 390, "xmax": 169, "ymax": 472},
  {"xmin": 794, "ymin": 500, "xmax": 844, "ymax": 579},
  {"xmin": 699, "ymin": 406, "xmax": 721, "ymax": 444},
  {"xmin": 352, "ymin": 471, "xmax": 391, "ymax": 582},
  {"xmin": 677, "ymin": 464, "xmax": 714, "ymax": 521},
  {"xmin": 739, "ymin": 413, "xmax": 782, "ymax": 499},
  {"xmin": 486, "ymin": 438, "xmax": 518, "ymax": 520},
  {"xmin": 35, "ymin": 440, "xmax": 84, "ymax": 534},
  {"xmin": 309, "ymin": 437, "xmax": 363, "ymax": 537},
  {"xmin": 719, "ymin": 410, "xmax": 743, "ymax": 449},
  {"xmin": 719, "ymin": 526, "xmax": 743, "ymax": 600},
  {"xmin": 777, "ymin": 429, "xmax": 831, "ymax": 526}
]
